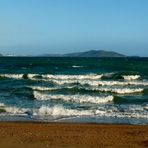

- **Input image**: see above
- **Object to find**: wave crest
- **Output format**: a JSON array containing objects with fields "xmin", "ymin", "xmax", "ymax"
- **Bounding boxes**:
[
  {"xmin": 123, "ymin": 75, "xmax": 140, "ymax": 80},
  {"xmin": 0, "ymin": 103, "xmax": 30, "ymax": 115},
  {"xmin": 33, "ymin": 91, "xmax": 113, "ymax": 104},
  {"xmin": 37, "ymin": 105, "xmax": 93, "ymax": 116}
]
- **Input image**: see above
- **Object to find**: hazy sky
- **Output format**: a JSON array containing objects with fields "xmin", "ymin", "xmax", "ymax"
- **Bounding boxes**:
[{"xmin": 0, "ymin": 0, "xmax": 148, "ymax": 56}]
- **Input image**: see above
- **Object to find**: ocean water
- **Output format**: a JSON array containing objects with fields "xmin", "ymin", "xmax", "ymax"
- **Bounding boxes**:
[{"xmin": 0, "ymin": 57, "xmax": 148, "ymax": 124}]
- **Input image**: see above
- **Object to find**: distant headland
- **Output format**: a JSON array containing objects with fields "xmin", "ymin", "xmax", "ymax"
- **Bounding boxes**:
[
  {"xmin": 1, "ymin": 50, "xmax": 142, "ymax": 57},
  {"xmin": 38, "ymin": 50, "xmax": 126, "ymax": 57}
]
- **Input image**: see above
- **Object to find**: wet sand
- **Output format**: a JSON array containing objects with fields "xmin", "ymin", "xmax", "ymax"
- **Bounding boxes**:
[{"xmin": 0, "ymin": 122, "xmax": 148, "ymax": 148}]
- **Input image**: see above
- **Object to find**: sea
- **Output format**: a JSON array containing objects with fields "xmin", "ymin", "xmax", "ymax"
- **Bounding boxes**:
[{"xmin": 0, "ymin": 57, "xmax": 148, "ymax": 124}]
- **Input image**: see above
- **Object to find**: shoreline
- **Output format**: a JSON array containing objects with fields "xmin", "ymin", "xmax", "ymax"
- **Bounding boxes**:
[{"xmin": 0, "ymin": 122, "xmax": 148, "ymax": 147}]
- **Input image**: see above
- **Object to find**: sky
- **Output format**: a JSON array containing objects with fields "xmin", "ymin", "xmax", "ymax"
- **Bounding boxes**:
[{"xmin": 0, "ymin": 0, "xmax": 148, "ymax": 56}]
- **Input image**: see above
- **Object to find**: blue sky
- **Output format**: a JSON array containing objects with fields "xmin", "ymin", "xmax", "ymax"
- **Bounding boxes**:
[{"xmin": 0, "ymin": 0, "xmax": 148, "ymax": 56}]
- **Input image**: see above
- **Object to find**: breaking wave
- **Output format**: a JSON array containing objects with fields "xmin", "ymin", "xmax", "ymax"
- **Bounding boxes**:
[
  {"xmin": 123, "ymin": 75, "xmax": 140, "ymax": 80},
  {"xmin": 40, "ymin": 74, "xmax": 103, "ymax": 80},
  {"xmin": 51, "ymin": 79, "xmax": 148, "ymax": 86},
  {"xmin": 0, "ymin": 103, "xmax": 148, "ymax": 120},
  {"xmin": 0, "ymin": 103, "xmax": 30, "ymax": 115},
  {"xmin": 29, "ymin": 86, "xmax": 58, "ymax": 91},
  {"xmin": 34, "ymin": 104, "xmax": 148, "ymax": 119},
  {"xmin": 28, "ymin": 85, "xmax": 144, "ymax": 95},
  {"xmin": 0, "ymin": 74, "xmax": 24, "ymax": 79},
  {"xmin": 33, "ymin": 91, "xmax": 113, "ymax": 104},
  {"xmin": 0, "ymin": 73, "xmax": 142, "ymax": 81},
  {"xmin": 36, "ymin": 105, "xmax": 94, "ymax": 116},
  {"xmin": 72, "ymin": 65, "xmax": 84, "ymax": 68},
  {"xmin": 91, "ymin": 88, "xmax": 143, "ymax": 94}
]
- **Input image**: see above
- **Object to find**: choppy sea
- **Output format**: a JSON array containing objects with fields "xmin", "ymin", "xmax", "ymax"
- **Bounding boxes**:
[{"xmin": 0, "ymin": 57, "xmax": 148, "ymax": 124}]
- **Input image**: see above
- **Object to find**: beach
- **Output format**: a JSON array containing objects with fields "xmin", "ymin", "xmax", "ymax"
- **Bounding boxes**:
[
  {"xmin": 0, "ymin": 58, "xmax": 148, "ymax": 147},
  {"xmin": 0, "ymin": 122, "xmax": 148, "ymax": 148}
]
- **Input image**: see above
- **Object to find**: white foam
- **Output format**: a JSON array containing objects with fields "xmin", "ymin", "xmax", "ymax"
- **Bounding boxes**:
[
  {"xmin": 27, "ymin": 74, "xmax": 38, "ymax": 78},
  {"xmin": 37, "ymin": 105, "xmax": 93, "ymax": 116},
  {"xmin": 0, "ymin": 74, "xmax": 23, "ymax": 79},
  {"xmin": 33, "ymin": 91, "xmax": 113, "ymax": 104},
  {"xmin": 30, "ymin": 86, "xmax": 58, "ymax": 91},
  {"xmin": 5, "ymin": 107, "xmax": 29, "ymax": 115},
  {"xmin": 0, "ymin": 103, "xmax": 5, "ymax": 107},
  {"xmin": 51, "ymin": 79, "xmax": 112, "ymax": 86},
  {"xmin": 52, "ymin": 79, "xmax": 148, "ymax": 86},
  {"xmin": 34, "ymin": 104, "xmax": 148, "ymax": 119},
  {"xmin": 72, "ymin": 65, "xmax": 83, "ymax": 68},
  {"xmin": 144, "ymin": 105, "xmax": 148, "ymax": 110},
  {"xmin": 41, "ymin": 74, "xmax": 103, "ymax": 80},
  {"xmin": 0, "ymin": 103, "xmax": 30, "ymax": 115},
  {"xmin": 93, "ymin": 88, "xmax": 143, "ymax": 94},
  {"xmin": 128, "ymin": 81, "xmax": 148, "ymax": 86},
  {"xmin": 123, "ymin": 75, "xmax": 140, "ymax": 80}
]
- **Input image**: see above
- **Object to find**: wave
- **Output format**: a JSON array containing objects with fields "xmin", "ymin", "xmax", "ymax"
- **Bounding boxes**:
[
  {"xmin": 51, "ymin": 79, "xmax": 148, "ymax": 86},
  {"xmin": 0, "ymin": 103, "xmax": 148, "ymax": 120},
  {"xmin": 123, "ymin": 75, "xmax": 140, "ymax": 80},
  {"xmin": 28, "ymin": 85, "xmax": 144, "ymax": 95},
  {"xmin": 144, "ymin": 105, "xmax": 148, "ymax": 110},
  {"xmin": 0, "ymin": 103, "xmax": 30, "ymax": 115},
  {"xmin": 0, "ymin": 74, "xmax": 24, "ymax": 79},
  {"xmin": 33, "ymin": 91, "xmax": 113, "ymax": 104},
  {"xmin": 72, "ymin": 65, "xmax": 83, "ymax": 68},
  {"xmin": 36, "ymin": 105, "xmax": 94, "ymax": 116},
  {"xmin": 92, "ymin": 88, "xmax": 143, "ymax": 94},
  {"xmin": 41, "ymin": 74, "xmax": 103, "ymax": 80},
  {"xmin": 0, "ymin": 74, "xmax": 147, "ymax": 87},
  {"xmin": 0, "ymin": 73, "xmax": 103, "ymax": 80},
  {"xmin": 0, "ymin": 73, "xmax": 144, "ymax": 81},
  {"xmin": 29, "ymin": 86, "xmax": 58, "ymax": 91},
  {"xmin": 34, "ymin": 104, "xmax": 148, "ymax": 119}
]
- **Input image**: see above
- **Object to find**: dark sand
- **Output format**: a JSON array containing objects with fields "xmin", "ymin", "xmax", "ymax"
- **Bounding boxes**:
[{"xmin": 0, "ymin": 122, "xmax": 148, "ymax": 148}]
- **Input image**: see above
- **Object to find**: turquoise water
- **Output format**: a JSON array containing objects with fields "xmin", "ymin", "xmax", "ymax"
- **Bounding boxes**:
[{"xmin": 0, "ymin": 57, "xmax": 148, "ymax": 124}]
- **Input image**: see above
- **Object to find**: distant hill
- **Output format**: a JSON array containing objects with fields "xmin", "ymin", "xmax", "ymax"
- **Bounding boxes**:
[
  {"xmin": 64, "ymin": 50, "xmax": 125, "ymax": 57},
  {"xmin": 39, "ymin": 50, "xmax": 125, "ymax": 57},
  {"xmin": 0, "ymin": 53, "xmax": 3, "ymax": 57}
]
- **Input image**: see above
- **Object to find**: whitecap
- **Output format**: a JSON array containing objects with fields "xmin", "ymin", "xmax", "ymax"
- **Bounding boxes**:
[
  {"xmin": 92, "ymin": 88, "xmax": 143, "ymax": 94},
  {"xmin": 36, "ymin": 105, "xmax": 93, "ymax": 116},
  {"xmin": 0, "ymin": 74, "xmax": 23, "ymax": 79},
  {"xmin": 0, "ymin": 103, "xmax": 5, "ymax": 107},
  {"xmin": 0, "ymin": 103, "xmax": 30, "ymax": 115},
  {"xmin": 52, "ymin": 79, "xmax": 148, "ymax": 86},
  {"xmin": 123, "ymin": 75, "xmax": 140, "ymax": 80},
  {"xmin": 41, "ymin": 74, "xmax": 103, "ymax": 80},
  {"xmin": 30, "ymin": 86, "xmax": 58, "ymax": 91},
  {"xmin": 33, "ymin": 91, "xmax": 113, "ymax": 104},
  {"xmin": 72, "ymin": 65, "xmax": 83, "ymax": 68},
  {"xmin": 34, "ymin": 104, "xmax": 148, "ymax": 119}
]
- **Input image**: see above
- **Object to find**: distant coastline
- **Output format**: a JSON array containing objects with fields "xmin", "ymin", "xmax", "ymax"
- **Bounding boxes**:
[
  {"xmin": 38, "ymin": 50, "xmax": 126, "ymax": 57},
  {"xmin": 1, "ymin": 50, "xmax": 145, "ymax": 58},
  {"xmin": 1, "ymin": 50, "xmax": 128, "ymax": 57}
]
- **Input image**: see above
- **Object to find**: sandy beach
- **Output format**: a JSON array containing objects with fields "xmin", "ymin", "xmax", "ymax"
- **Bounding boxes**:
[{"xmin": 0, "ymin": 122, "xmax": 147, "ymax": 148}]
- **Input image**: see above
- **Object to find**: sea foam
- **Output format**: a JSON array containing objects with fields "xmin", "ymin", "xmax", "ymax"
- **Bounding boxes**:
[
  {"xmin": 33, "ymin": 91, "xmax": 113, "ymax": 104},
  {"xmin": 34, "ymin": 104, "xmax": 148, "ymax": 119},
  {"xmin": 93, "ymin": 88, "xmax": 143, "ymax": 94},
  {"xmin": 0, "ymin": 74, "xmax": 23, "ymax": 79},
  {"xmin": 0, "ymin": 104, "xmax": 30, "ymax": 115},
  {"xmin": 41, "ymin": 74, "xmax": 103, "ymax": 80},
  {"xmin": 37, "ymin": 105, "xmax": 93, "ymax": 116},
  {"xmin": 123, "ymin": 75, "xmax": 140, "ymax": 80}
]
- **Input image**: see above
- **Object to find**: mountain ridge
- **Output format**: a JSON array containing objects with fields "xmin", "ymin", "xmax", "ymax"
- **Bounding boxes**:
[{"xmin": 40, "ymin": 50, "xmax": 126, "ymax": 57}]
